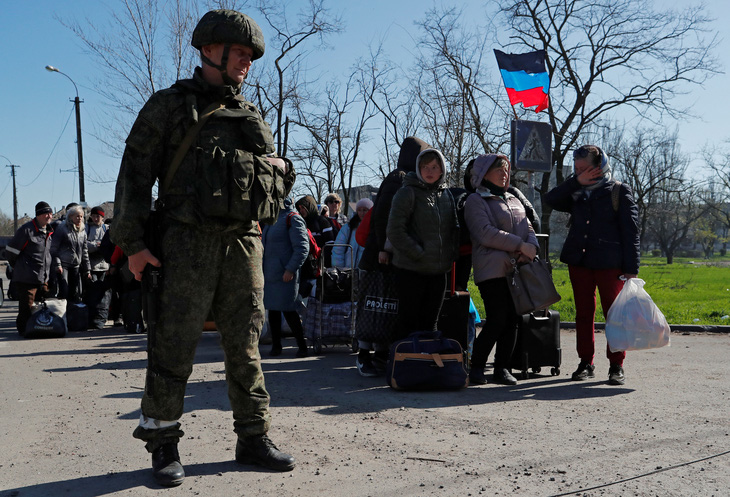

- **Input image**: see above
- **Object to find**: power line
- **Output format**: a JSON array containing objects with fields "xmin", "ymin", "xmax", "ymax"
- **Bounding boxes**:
[{"xmin": 19, "ymin": 103, "xmax": 75, "ymax": 188}]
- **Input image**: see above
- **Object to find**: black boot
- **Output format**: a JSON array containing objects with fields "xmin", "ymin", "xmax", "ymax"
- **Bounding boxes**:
[
  {"xmin": 235, "ymin": 434, "xmax": 295, "ymax": 471},
  {"xmin": 151, "ymin": 443, "xmax": 185, "ymax": 487},
  {"xmin": 469, "ymin": 366, "xmax": 487, "ymax": 385},
  {"xmin": 492, "ymin": 368, "xmax": 518, "ymax": 386}
]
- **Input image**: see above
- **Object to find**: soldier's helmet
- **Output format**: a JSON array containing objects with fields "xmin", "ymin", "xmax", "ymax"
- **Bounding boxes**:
[{"xmin": 191, "ymin": 9, "xmax": 265, "ymax": 60}]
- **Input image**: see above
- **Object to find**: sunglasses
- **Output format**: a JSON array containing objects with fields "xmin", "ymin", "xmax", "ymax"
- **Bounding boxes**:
[
  {"xmin": 326, "ymin": 200, "xmax": 341, "ymax": 204},
  {"xmin": 573, "ymin": 147, "xmax": 602, "ymax": 166}
]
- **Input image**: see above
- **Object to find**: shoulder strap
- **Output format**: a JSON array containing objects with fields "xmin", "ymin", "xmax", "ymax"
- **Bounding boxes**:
[
  {"xmin": 611, "ymin": 181, "xmax": 622, "ymax": 212},
  {"xmin": 159, "ymin": 100, "xmax": 226, "ymax": 197},
  {"xmin": 286, "ymin": 211, "xmax": 298, "ymax": 228}
]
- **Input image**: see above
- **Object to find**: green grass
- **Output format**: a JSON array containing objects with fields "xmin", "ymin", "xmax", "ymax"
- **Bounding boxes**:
[{"xmin": 468, "ymin": 256, "xmax": 730, "ymax": 326}]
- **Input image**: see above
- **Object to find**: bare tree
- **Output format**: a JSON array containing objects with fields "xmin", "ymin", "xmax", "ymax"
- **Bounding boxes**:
[
  {"xmin": 605, "ymin": 126, "xmax": 689, "ymax": 252},
  {"xmin": 59, "ymin": 0, "xmax": 205, "ymax": 159},
  {"xmin": 360, "ymin": 44, "xmax": 423, "ymax": 179},
  {"xmin": 500, "ymin": 0, "xmax": 718, "ymax": 243},
  {"xmin": 246, "ymin": 0, "xmax": 343, "ymax": 156},
  {"xmin": 704, "ymin": 144, "xmax": 730, "ymax": 255},
  {"xmin": 412, "ymin": 7, "xmax": 508, "ymax": 186},
  {"xmin": 291, "ymin": 70, "xmax": 378, "ymax": 207}
]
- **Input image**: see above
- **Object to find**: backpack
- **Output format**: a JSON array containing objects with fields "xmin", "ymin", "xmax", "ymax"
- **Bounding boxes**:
[{"xmin": 286, "ymin": 212, "xmax": 322, "ymax": 279}]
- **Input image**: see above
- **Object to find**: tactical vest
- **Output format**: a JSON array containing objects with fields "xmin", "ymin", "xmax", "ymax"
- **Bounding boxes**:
[{"xmin": 162, "ymin": 88, "xmax": 291, "ymax": 226}]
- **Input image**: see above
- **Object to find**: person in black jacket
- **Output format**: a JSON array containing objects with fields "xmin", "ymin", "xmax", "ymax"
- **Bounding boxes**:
[
  {"xmin": 544, "ymin": 144, "xmax": 640, "ymax": 386},
  {"xmin": 5, "ymin": 201, "xmax": 54, "ymax": 335}
]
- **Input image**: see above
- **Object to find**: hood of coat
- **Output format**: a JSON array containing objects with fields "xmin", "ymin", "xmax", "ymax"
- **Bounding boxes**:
[
  {"xmin": 470, "ymin": 153, "xmax": 511, "ymax": 196},
  {"xmin": 294, "ymin": 195, "xmax": 319, "ymax": 221},
  {"xmin": 397, "ymin": 136, "xmax": 431, "ymax": 173},
  {"xmin": 414, "ymin": 148, "xmax": 448, "ymax": 188}
]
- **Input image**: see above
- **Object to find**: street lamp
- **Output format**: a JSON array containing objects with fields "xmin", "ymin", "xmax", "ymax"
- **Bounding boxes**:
[{"xmin": 45, "ymin": 65, "xmax": 86, "ymax": 205}]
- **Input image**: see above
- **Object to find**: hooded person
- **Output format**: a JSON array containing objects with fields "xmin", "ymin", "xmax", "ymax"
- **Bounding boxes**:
[
  {"xmin": 354, "ymin": 136, "xmax": 434, "ymax": 378},
  {"xmin": 463, "ymin": 154, "xmax": 539, "ymax": 386},
  {"xmin": 386, "ymin": 147, "xmax": 460, "ymax": 341},
  {"xmin": 294, "ymin": 195, "xmax": 335, "ymax": 253},
  {"xmin": 358, "ymin": 136, "xmax": 431, "ymax": 271}
]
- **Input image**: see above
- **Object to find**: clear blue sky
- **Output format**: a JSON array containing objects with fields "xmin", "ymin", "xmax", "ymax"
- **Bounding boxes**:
[{"xmin": 1, "ymin": 0, "xmax": 727, "ymax": 219}]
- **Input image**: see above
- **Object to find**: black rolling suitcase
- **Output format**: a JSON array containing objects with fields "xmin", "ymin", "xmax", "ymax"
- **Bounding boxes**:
[
  {"xmin": 510, "ymin": 234, "xmax": 561, "ymax": 379},
  {"xmin": 437, "ymin": 266, "xmax": 470, "ymax": 354},
  {"xmin": 510, "ymin": 309, "xmax": 561, "ymax": 379}
]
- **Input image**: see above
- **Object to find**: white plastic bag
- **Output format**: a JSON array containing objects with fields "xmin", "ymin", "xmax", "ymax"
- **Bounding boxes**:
[{"xmin": 605, "ymin": 278, "xmax": 671, "ymax": 353}]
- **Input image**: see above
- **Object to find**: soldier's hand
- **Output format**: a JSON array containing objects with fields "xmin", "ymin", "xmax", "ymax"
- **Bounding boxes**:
[
  {"xmin": 128, "ymin": 249, "xmax": 161, "ymax": 281},
  {"xmin": 282, "ymin": 270, "xmax": 294, "ymax": 283},
  {"xmin": 266, "ymin": 156, "xmax": 288, "ymax": 173}
]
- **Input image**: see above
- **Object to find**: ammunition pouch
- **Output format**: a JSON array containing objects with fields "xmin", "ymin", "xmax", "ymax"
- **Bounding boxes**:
[{"xmin": 194, "ymin": 147, "xmax": 287, "ymax": 225}]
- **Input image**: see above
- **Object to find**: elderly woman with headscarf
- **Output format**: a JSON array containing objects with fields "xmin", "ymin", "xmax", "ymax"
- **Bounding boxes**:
[
  {"xmin": 51, "ymin": 204, "xmax": 92, "ymax": 302},
  {"xmin": 464, "ymin": 154, "xmax": 538, "ymax": 386},
  {"xmin": 544, "ymin": 144, "xmax": 640, "ymax": 386}
]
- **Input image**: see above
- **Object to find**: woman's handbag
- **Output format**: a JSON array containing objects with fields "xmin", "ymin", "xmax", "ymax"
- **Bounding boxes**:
[
  {"xmin": 507, "ymin": 257, "xmax": 561, "ymax": 315},
  {"xmin": 605, "ymin": 278, "xmax": 670, "ymax": 352}
]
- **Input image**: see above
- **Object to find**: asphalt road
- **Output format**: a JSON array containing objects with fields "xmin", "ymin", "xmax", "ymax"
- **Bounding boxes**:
[{"xmin": 0, "ymin": 284, "xmax": 729, "ymax": 496}]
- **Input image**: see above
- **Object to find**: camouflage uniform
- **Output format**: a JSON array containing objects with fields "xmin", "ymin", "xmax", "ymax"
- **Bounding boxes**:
[{"xmin": 113, "ymin": 68, "xmax": 287, "ymax": 452}]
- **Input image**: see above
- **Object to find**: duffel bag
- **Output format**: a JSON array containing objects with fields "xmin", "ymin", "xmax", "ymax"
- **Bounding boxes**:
[
  {"xmin": 386, "ymin": 331, "xmax": 468, "ymax": 390},
  {"xmin": 25, "ymin": 299, "xmax": 67, "ymax": 339}
]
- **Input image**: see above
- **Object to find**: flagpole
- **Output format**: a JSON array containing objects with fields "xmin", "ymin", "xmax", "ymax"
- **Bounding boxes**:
[{"xmin": 511, "ymin": 105, "xmax": 519, "ymax": 121}]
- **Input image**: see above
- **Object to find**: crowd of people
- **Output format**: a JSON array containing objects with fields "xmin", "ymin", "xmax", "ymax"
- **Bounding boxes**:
[{"xmin": 3, "ymin": 7, "xmax": 641, "ymax": 489}]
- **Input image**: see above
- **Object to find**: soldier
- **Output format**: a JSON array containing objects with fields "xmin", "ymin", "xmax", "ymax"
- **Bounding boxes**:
[{"xmin": 112, "ymin": 9, "xmax": 296, "ymax": 487}]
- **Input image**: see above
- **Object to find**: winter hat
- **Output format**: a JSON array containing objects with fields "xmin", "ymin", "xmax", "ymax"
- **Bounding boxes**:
[
  {"xmin": 90, "ymin": 206, "xmax": 105, "ymax": 217},
  {"xmin": 355, "ymin": 198, "xmax": 374, "ymax": 210},
  {"xmin": 35, "ymin": 201, "xmax": 52, "ymax": 216},
  {"xmin": 469, "ymin": 154, "xmax": 510, "ymax": 191}
]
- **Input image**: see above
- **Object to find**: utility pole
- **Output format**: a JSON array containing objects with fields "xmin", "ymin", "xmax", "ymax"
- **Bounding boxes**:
[
  {"xmin": 8, "ymin": 164, "xmax": 19, "ymax": 232},
  {"xmin": 1, "ymin": 154, "xmax": 19, "ymax": 232},
  {"xmin": 46, "ymin": 65, "xmax": 86, "ymax": 205}
]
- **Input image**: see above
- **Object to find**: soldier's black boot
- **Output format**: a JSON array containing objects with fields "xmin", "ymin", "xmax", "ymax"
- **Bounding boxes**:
[
  {"xmin": 235, "ymin": 434, "xmax": 296, "ymax": 471},
  {"xmin": 151, "ymin": 443, "xmax": 185, "ymax": 487}
]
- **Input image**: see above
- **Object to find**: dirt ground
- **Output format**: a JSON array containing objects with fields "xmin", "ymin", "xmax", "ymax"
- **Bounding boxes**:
[{"xmin": 1, "ymin": 289, "xmax": 729, "ymax": 497}]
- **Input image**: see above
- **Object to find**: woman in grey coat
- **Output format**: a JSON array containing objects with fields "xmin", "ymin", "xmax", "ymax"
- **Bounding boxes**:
[
  {"xmin": 262, "ymin": 197, "xmax": 310, "ymax": 357},
  {"xmin": 51, "ymin": 205, "xmax": 91, "ymax": 302}
]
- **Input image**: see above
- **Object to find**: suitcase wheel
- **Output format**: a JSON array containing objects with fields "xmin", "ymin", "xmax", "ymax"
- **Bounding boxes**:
[
  {"xmin": 551, "ymin": 367, "xmax": 560, "ymax": 376},
  {"xmin": 520, "ymin": 370, "xmax": 529, "ymax": 380},
  {"xmin": 532, "ymin": 367, "xmax": 541, "ymax": 375},
  {"xmin": 351, "ymin": 338, "xmax": 359, "ymax": 353}
]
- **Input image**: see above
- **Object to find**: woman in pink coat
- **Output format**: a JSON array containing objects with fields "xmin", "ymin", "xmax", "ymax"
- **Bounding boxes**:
[{"xmin": 464, "ymin": 154, "xmax": 538, "ymax": 385}]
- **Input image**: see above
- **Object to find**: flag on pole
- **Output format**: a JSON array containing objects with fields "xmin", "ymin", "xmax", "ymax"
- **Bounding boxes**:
[{"xmin": 494, "ymin": 49, "xmax": 550, "ymax": 113}]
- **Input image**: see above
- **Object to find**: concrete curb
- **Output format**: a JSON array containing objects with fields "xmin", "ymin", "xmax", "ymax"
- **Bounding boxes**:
[{"xmin": 560, "ymin": 321, "xmax": 730, "ymax": 334}]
